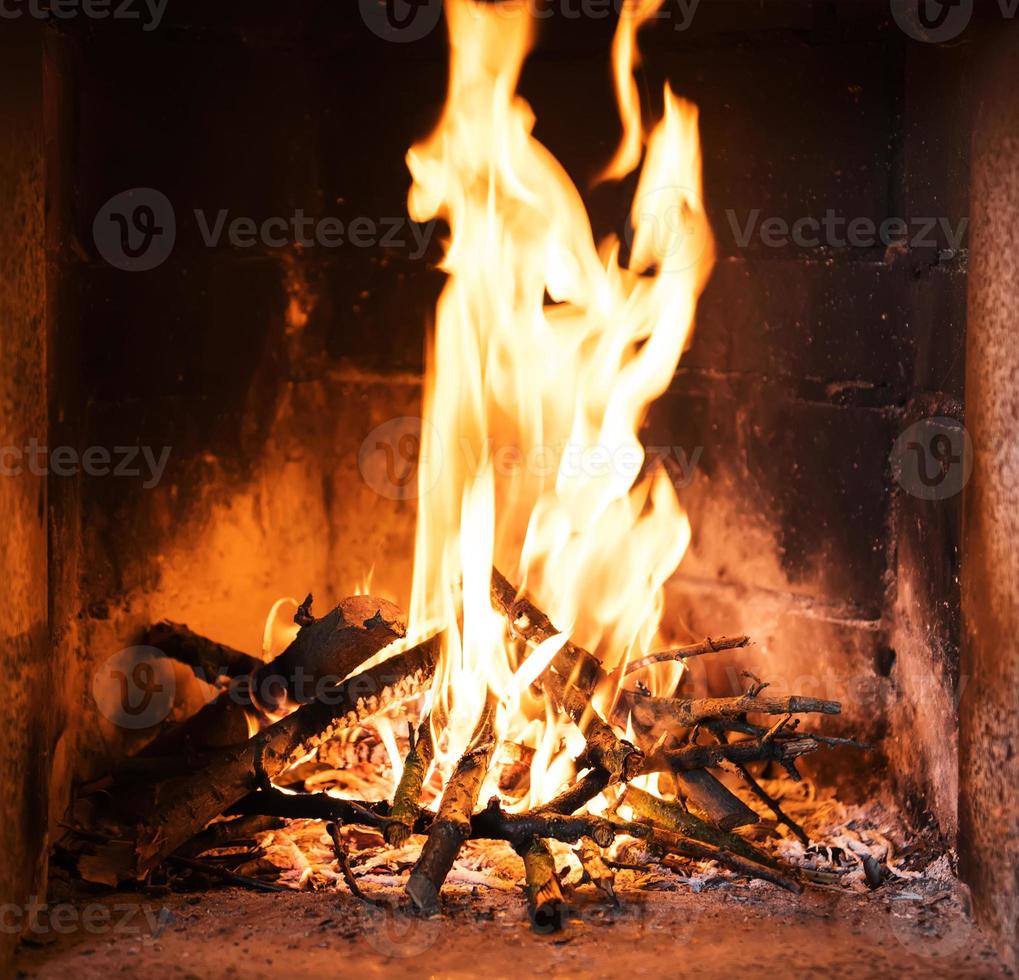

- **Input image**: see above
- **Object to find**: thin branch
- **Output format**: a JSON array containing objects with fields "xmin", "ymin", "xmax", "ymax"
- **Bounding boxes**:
[{"xmin": 623, "ymin": 635, "xmax": 751, "ymax": 676}]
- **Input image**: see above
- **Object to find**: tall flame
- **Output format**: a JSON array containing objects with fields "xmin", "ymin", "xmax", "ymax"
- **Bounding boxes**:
[{"xmin": 407, "ymin": 0, "xmax": 713, "ymax": 807}]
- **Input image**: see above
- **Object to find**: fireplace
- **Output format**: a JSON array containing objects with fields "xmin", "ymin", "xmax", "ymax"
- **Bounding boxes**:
[{"xmin": 2, "ymin": 1, "xmax": 1017, "ymax": 976}]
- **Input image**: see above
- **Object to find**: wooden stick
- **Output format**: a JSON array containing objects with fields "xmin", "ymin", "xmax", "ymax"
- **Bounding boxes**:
[
  {"xmin": 596, "ymin": 819, "xmax": 801, "ymax": 892},
  {"xmin": 327, "ymin": 822, "xmax": 387, "ymax": 907},
  {"xmin": 622, "ymin": 635, "xmax": 751, "ymax": 675},
  {"xmin": 539, "ymin": 769, "xmax": 611, "ymax": 816},
  {"xmin": 227, "ymin": 788, "xmax": 388, "ymax": 827},
  {"xmin": 490, "ymin": 568, "xmax": 603, "ymax": 692},
  {"xmin": 541, "ymin": 669, "xmax": 644, "ymax": 780},
  {"xmin": 621, "ymin": 785, "xmax": 778, "ymax": 868},
  {"xmin": 406, "ymin": 697, "xmax": 497, "ymax": 911},
  {"xmin": 167, "ymin": 854, "xmax": 288, "ymax": 893},
  {"xmin": 644, "ymin": 735, "xmax": 821, "ymax": 775},
  {"xmin": 228, "ymin": 778, "xmax": 615, "ymax": 850},
  {"xmin": 576, "ymin": 839, "xmax": 617, "ymax": 903},
  {"xmin": 490, "ymin": 569, "xmax": 643, "ymax": 780},
  {"xmin": 661, "ymin": 851, "xmax": 799, "ymax": 893},
  {"xmin": 674, "ymin": 769, "xmax": 760, "ymax": 831},
  {"xmin": 617, "ymin": 690, "xmax": 841, "ymax": 732},
  {"xmin": 386, "ymin": 717, "xmax": 435, "ymax": 847},
  {"xmin": 472, "ymin": 797, "xmax": 615, "ymax": 849},
  {"xmin": 519, "ymin": 839, "xmax": 567, "ymax": 932}
]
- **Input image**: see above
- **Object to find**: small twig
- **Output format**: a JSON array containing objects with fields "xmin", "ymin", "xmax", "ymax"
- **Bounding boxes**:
[
  {"xmin": 623, "ymin": 635, "xmax": 751, "ymax": 676},
  {"xmin": 387, "ymin": 715, "xmax": 435, "ymax": 847},
  {"xmin": 327, "ymin": 823, "xmax": 387, "ymax": 907},
  {"xmin": 167, "ymin": 855, "xmax": 287, "ymax": 893}
]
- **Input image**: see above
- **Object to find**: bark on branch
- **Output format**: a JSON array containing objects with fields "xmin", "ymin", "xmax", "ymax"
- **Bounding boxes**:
[{"xmin": 406, "ymin": 698, "xmax": 497, "ymax": 911}]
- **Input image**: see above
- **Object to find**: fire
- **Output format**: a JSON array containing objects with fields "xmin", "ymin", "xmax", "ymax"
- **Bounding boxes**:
[{"xmin": 406, "ymin": 0, "xmax": 714, "ymax": 809}]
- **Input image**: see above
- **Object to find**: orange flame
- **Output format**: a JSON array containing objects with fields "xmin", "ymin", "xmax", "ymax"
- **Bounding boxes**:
[{"xmin": 406, "ymin": 0, "xmax": 713, "ymax": 807}]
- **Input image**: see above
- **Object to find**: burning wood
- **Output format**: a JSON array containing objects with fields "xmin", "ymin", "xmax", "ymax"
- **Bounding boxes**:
[{"xmin": 69, "ymin": 584, "xmax": 864, "ymax": 921}]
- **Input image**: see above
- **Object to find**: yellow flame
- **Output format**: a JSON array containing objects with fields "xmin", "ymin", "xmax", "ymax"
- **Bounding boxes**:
[
  {"xmin": 597, "ymin": 0, "xmax": 667, "ymax": 183},
  {"xmin": 262, "ymin": 596, "xmax": 300, "ymax": 660},
  {"xmin": 406, "ymin": 0, "xmax": 713, "ymax": 809}
]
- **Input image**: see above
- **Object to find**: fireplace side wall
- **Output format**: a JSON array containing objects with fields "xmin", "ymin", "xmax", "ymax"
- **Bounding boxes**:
[
  {"xmin": 961, "ymin": 21, "xmax": 1019, "ymax": 972},
  {"xmin": 0, "ymin": 18, "xmax": 48, "ymax": 969}
]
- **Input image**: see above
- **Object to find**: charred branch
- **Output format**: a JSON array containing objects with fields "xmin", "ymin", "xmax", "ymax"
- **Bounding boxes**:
[
  {"xmin": 644, "ymin": 735, "xmax": 822, "ymax": 775},
  {"xmin": 674, "ymin": 769, "xmax": 760, "ymax": 831},
  {"xmin": 621, "ymin": 785, "xmax": 779, "ymax": 869},
  {"xmin": 143, "ymin": 596, "xmax": 409, "ymax": 757},
  {"xmin": 142, "ymin": 621, "xmax": 262, "ymax": 680}
]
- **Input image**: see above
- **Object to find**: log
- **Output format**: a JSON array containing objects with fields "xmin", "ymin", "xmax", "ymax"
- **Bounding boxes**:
[
  {"xmin": 82, "ymin": 635, "xmax": 440, "ymax": 883},
  {"xmin": 252, "ymin": 595, "xmax": 406, "ymax": 711},
  {"xmin": 674, "ymin": 769, "xmax": 760, "ymax": 831},
  {"xmin": 175, "ymin": 814, "xmax": 284, "ymax": 858},
  {"xmin": 227, "ymin": 787, "xmax": 388, "ymax": 828},
  {"xmin": 142, "ymin": 595, "xmax": 408, "ymax": 756},
  {"xmin": 142, "ymin": 620, "xmax": 263, "ymax": 680},
  {"xmin": 406, "ymin": 698, "xmax": 497, "ymax": 911}
]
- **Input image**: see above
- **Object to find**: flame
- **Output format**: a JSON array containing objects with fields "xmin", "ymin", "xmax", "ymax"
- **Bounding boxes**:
[
  {"xmin": 404, "ymin": 0, "xmax": 713, "ymax": 809},
  {"xmin": 262, "ymin": 596, "xmax": 300, "ymax": 660},
  {"xmin": 597, "ymin": 0, "xmax": 667, "ymax": 183}
]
